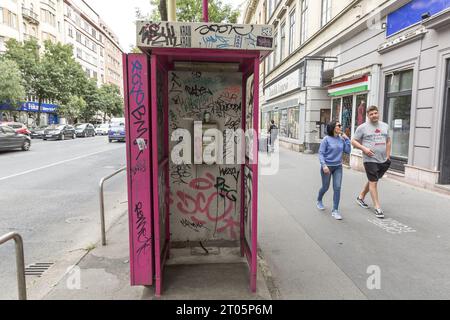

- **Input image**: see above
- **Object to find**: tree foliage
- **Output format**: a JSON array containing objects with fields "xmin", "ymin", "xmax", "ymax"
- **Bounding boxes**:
[
  {"xmin": 149, "ymin": 0, "xmax": 240, "ymax": 23},
  {"xmin": 98, "ymin": 84, "xmax": 124, "ymax": 121},
  {"xmin": 0, "ymin": 59, "xmax": 26, "ymax": 106},
  {"xmin": 57, "ymin": 95, "xmax": 86, "ymax": 124},
  {"xmin": 3, "ymin": 39, "xmax": 122, "ymax": 125}
]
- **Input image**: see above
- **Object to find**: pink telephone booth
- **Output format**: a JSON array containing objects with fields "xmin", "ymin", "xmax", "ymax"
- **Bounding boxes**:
[{"xmin": 123, "ymin": 21, "xmax": 274, "ymax": 296}]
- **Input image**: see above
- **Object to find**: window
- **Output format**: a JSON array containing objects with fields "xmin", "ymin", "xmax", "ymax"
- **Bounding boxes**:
[
  {"xmin": 280, "ymin": 22, "xmax": 286, "ymax": 61},
  {"xmin": 289, "ymin": 9, "xmax": 296, "ymax": 54},
  {"xmin": 385, "ymin": 70, "xmax": 413, "ymax": 163},
  {"xmin": 68, "ymin": 26, "xmax": 73, "ymax": 38},
  {"xmin": 321, "ymin": 0, "xmax": 332, "ymax": 27},
  {"xmin": 301, "ymin": 0, "xmax": 309, "ymax": 44},
  {"xmin": 76, "ymin": 48, "xmax": 82, "ymax": 59},
  {"xmin": 1, "ymin": 8, "xmax": 18, "ymax": 29},
  {"xmin": 40, "ymin": 9, "xmax": 56, "ymax": 27},
  {"xmin": 76, "ymin": 31, "xmax": 81, "ymax": 43}
]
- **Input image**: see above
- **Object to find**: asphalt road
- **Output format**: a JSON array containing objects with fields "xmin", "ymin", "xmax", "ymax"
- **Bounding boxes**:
[
  {"xmin": 259, "ymin": 149, "xmax": 450, "ymax": 299},
  {"xmin": 0, "ymin": 136, "xmax": 127, "ymax": 300}
]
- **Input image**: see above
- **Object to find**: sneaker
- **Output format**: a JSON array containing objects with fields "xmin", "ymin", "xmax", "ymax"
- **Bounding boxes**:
[
  {"xmin": 356, "ymin": 197, "xmax": 369, "ymax": 209},
  {"xmin": 332, "ymin": 210, "xmax": 343, "ymax": 220},
  {"xmin": 316, "ymin": 201, "xmax": 325, "ymax": 211},
  {"xmin": 374, "ymin": 208, "xmax": 385, "ymax": 219}
]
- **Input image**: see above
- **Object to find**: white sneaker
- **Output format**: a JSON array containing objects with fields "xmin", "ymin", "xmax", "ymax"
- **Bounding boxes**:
[{"xmin": 332, "ymin": 210, "xmax": 343, "ymax": 220}]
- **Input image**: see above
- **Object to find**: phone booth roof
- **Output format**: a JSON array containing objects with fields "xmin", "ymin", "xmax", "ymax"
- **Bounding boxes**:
[{"xmin": 136, "ymin": 21, "xmax": 274, "ymax": 65}]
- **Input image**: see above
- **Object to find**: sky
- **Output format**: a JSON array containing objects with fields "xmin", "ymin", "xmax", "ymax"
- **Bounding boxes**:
[{"xmin": 86, "ymin": 0, "xmax": 247, "ymax": 53}]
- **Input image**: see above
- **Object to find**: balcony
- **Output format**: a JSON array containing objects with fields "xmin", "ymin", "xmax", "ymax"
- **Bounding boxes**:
[{"xmin": 22, "ymin": 7, "xmax": 39, "ymax": 25}]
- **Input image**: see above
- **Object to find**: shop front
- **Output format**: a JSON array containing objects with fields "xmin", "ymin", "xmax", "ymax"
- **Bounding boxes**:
[
  {"xmin": 0, "ymin": 101, "xmax": 59, "ymax": 126},
  {"xmin": 328, "ymin": 75, "xmax": 370, "ymax": 165}
]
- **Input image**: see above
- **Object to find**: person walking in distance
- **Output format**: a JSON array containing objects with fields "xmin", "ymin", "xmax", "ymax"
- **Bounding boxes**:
[
  {"xmin": 267, "ymin": 120, "xmax": 278, "ymax": 153},
  {"xmin": 352, "ymin": 106, "xmax": 392, "ymax": 219},
  {"xmin": 317, "ymin": 121, "xmax": 351, "ymax": 220}
]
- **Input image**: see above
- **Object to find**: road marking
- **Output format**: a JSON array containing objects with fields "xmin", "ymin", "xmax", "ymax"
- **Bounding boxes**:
[
  {"xmin": 0, "ymin": 147, "xmax": 124, "ymax": 182},
  {"xmin": 368, "ymin": 218, "xmax": 417, "ymax": 234}
]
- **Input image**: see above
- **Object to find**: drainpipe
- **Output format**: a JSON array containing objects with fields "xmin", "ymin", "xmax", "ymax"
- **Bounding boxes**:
[
  {"xmin": 203, "ymin": 0, "xmax": 209, "ymax": 22},
  {"xmin": 168, "ymin": 0, "xmax": 176, "ymax": 21}
]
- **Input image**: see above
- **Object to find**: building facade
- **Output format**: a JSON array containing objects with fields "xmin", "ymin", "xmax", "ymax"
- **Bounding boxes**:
[
  {"xmin": 242, "ymin": 0, "xmax": 450, "ymax": 188},
  {"xmin": 0, "ymin": 0, "xmax": 124, "ymax": 125},
  {"xmin": 100, "ymin": 19, "xmax": 124, "ymax": 95}
]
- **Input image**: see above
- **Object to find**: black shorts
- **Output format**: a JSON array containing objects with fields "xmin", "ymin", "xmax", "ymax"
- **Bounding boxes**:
[{"xmin": 364, "ymin": 160, "xmax": 391, "ymax": 182}]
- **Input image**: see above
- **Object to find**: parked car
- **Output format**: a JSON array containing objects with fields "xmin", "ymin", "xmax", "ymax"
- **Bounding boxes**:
[
  {"xmin": 108, "ymin": 124, "xmax": 126, "ymax": 143},
  {"xmin": 30, "ymin": 125, "xmax": 48, "ymax": 139},
  {"xmin": 95, "ymin": 123, "xmax": 110, "ymax": 135},
  {"xmin": 75, "ymin": 123, "xmax": 96, "ymax": 137},
  {"xmin": 0, "ymin": 122, "xmax": 31, "ymax": 136},
  {"xmin": 43, "ymin": 124, "xmax": 76, "ymax": 140},
  {"xmin": 0, "ymin": 125, "xmax": 31, "ymax": 151}
]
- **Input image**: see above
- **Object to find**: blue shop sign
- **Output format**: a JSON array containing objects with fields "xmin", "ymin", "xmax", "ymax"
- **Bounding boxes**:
[
  {"xmin": 387, "ymin": 0, "xmax": 450, "ymax": 37},
  {"xmin": 0, "ymin": 101, "xmax": 59, "ymax": 113}
]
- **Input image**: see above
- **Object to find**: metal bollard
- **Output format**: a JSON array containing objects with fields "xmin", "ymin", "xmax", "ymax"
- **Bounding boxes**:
[
  {"xmin": 99, "ymin": 167, "xmax": 126, "ymax": 246},
  {"xmin": 0, "ymin": 232, "xmax": 27, "ymax": 300}
]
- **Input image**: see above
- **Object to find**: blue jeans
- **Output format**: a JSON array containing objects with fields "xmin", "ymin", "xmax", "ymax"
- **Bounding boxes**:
[{"xmin": 317, "ymin": 165, "xmax": 343, "ymax": 211}]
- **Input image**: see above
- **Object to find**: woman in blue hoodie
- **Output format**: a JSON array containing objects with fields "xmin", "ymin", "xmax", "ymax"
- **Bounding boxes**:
[{"xmin": 317, "ymin": 121, "xmax": 351, "ymax": 220}]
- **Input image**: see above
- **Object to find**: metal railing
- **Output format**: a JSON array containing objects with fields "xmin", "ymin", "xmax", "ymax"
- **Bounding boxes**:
[
  {"xmin": 0, "ymin": 232, "xmax": 27, "ymax": 300},
  {"xmin": 99, "ymin": 167, "xmax": 126, "ymax": 246}
]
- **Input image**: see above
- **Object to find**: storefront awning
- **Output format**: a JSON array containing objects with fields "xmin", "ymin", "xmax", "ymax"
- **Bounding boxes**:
[{"xmin": 328, "ymin": 75, "xmax": 369, "ymax": 97}]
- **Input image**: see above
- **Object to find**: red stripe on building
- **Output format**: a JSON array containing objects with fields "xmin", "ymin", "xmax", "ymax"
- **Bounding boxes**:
[{"xmin": 328, "ymin": 75, "xmax": 369, "ymax": 90}]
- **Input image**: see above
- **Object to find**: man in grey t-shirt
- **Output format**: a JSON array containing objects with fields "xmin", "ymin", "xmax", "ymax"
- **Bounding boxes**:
[{"xmin": 352, "ymin": 106, "xmax": 391, "ymax": 219}]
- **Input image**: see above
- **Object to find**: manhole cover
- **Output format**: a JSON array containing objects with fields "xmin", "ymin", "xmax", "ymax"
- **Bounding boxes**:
[
  {"xmin": 25, "ymin": 263, "xmax": 54, "ymax": 277},
  {"xmin": 65, "ymin": 216, "xmax": 92, "ymax": 224}
]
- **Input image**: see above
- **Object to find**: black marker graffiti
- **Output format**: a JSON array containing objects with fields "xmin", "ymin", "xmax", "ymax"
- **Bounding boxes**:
[
  {"xmin": 139, "ymin": 22, "xmax": 179, "ymax": 47},
  {"xmin": 219, "ymin": 167, "xmax": 241, "ymax": 183},
  {"xmin": 185, "ymin": 85, "xmax": 213, "ymax": 97},
  {"xmin": 171, "ymin": 164, "xmax": 192, "ymax": 185},
  {"xmin": 135, "ymin": 202, "xmax": 151, "ymax": 258},
  {"xmin": 215, "ymin": 177, "xmax": 237, "ymax": 202},
  {"xmin": 180, "ymin": 218, "xmax": 209, "ymax": 233},
  {"xmin": 195, "ymin": 24, "xmax": 255, "ymax": 36}
]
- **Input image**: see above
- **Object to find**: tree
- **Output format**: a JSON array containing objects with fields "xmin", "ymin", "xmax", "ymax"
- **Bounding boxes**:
[
  {"xmin": 149, "ymin": 0, "xmax": 240, "ymax": 23},
  {"xmin": 4, "ymin": 39, "xmax": 89, "ymax": 126},
  {"xmin": 98, "ymin": 84, "xmax": 124, "ymax": 122},
  {"xmin": 79, "ymin": 78, "xmax": 101, "ymax": 122},
  {"xmin": 3, "ymin": 39, "xmax": 40, "ymax": 97},
  {"xmin": 57, "ymin": 95, "xmax": 85, "ymax": 124},
  {"xmin": 0, "ymin": 59, "xmax": 26, "ymax": 108}
]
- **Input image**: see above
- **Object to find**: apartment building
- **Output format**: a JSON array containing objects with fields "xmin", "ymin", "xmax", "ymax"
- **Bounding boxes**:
[
  {"xmin": 100, "ymin": 19, "xmax": 124, "ymax": 95},
  {"xmin": 1, "ymin": 0, "xmax": 124, "ymax": 125},
  {"xmin": 0, "ymin": 0, "xmax": 63, "ymax": 52},
  {"xmin": 243, "ymin": 0, "xmax": 450, "ymax": 188}
]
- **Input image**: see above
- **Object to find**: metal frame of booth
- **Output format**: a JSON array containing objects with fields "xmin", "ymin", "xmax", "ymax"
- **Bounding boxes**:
[{"xmin": 123, "ymin": 21, "xmax": 273, "ymax": 297}]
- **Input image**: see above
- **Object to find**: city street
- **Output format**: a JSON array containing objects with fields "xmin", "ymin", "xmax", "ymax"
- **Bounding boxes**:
[
  {"xmin": 0, "ymin": 136, "xmax": 127, "ymax": 300},
  {"xmin": 259, "ymin": 149, "xmax": 450, "ymax": 299}
]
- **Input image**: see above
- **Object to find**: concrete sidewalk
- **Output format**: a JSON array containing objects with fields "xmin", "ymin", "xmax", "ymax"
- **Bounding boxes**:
[
  {"xmin": 258, "ymin": 148, "xmax": 450, "ymax": 300},
  {"xmin": 41, "ymin": 212, "xmax": 272, "ymax": 300}
]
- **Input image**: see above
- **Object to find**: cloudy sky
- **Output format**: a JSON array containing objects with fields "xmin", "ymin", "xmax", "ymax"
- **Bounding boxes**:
[{"xmin": 86, "ymin": 0, "xmax": 247, "ymax": 53}]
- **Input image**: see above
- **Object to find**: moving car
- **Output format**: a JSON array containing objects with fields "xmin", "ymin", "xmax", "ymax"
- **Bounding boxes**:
[
  {"xmin": 0, "ymin": 122, "xmax": 31, "ymax": 136},
  {"xmin": 95, "ymin": 123, "xmax": 110, "ymax": 135},
  {"xmin": 108, "ymin": 123, "xmax": 126, "ymax": 143},
  {"xmin": 75, "ymin": 123, "xmax": 96, "ymax": 137},
  {"xmin": 0, "ymin": 125, "xmax": 31, "ymax": 151},
  {"xmin": 43, "ymin": 124, "xmax": 76, "ymax": 140},
  {"xmin": 30, "ymin": 126, "xmax": 48, "ymax": 139}
]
